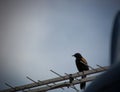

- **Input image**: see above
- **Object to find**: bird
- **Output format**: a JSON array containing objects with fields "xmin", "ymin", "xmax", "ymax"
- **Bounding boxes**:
[{"xmin": 73, "ymin": 53, "xmax": 89, "ymax": 90}]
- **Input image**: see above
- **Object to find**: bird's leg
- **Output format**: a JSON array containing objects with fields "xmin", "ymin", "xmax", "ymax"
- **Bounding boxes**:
[
  {"xmin": 82, "ymin": 71, "xmax": 86, "ymax": 78},
  {"xmin": 81, "ymin": 71, "xmax": 86, "ymax": 90},
  {"xmin": 82, "ymin": 71, "xmax": 84, "ymax": 78}
]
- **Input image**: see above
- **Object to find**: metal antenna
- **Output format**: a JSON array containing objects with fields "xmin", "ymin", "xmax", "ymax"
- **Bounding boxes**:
[
  {"xmin": 1, "ymin": 66, "xmax": 109, "ymax": 92},
  {"xmin": 50, "ymin": 70, "xmax": 65, "ymax": 79}
]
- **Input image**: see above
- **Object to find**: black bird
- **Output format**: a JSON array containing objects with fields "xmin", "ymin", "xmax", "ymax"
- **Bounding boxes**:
[{"xmin": 73, "ymin": 53, "xmax": 89, "ymax": 90}]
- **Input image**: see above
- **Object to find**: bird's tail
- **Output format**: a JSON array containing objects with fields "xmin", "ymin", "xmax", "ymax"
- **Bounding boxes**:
[{"xmin": 80, "ymin": 75, "xmax": 86, "ymax": 90}]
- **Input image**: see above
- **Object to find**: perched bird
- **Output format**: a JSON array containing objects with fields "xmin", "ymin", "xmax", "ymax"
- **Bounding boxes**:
[{"xmin": 73, "ymin": 53, "xmax": 89, "ymax": 90}]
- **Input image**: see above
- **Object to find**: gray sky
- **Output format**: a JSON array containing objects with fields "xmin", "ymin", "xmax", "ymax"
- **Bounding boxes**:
[{"xmin": 0, "ymin": 0, "xmax": 120, "ymax": 91}]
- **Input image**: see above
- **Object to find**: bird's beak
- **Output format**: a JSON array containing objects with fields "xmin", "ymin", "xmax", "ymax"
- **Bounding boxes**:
[{"xmin": 72, "ymin": 55, "xmax": 75, "ymax": 57}]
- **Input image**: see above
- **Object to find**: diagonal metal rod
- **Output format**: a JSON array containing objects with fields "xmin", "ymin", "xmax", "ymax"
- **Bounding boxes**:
[
  {"xmin": 50, "ymin": 70, "xmax": 65, "ymax": 79},
  {"xmin": 70, "ymin": 85, "xmax": 79, "ymax": 92},
  {"xmin": 26, "ymin": 76, "xmax": 39, "ymax": 85},
  {"xmin": 4, "ymin": 83, "xmax": 15, "ymax": 90},
  {"xmin": 96, "ymin": 64, "xmax": 106, "ymax": 70}
]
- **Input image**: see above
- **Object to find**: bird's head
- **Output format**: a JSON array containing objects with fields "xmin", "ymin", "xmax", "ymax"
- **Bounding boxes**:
[{"xmin": 72, "ymin": 53, "xmax": 82, "ymax": 58}]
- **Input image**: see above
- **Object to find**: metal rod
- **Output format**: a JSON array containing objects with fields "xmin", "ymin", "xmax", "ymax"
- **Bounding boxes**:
[
  {"xmin": 38, "ymin": 80, "xmax": 51, "ymax": 87},
  {"xmin": 53, "ymin": 82, "xmax": 64, "ymax": 90},
  {"xmin": 39, "ymin": 80, "xmax": 64, "ymax": 90},
  {"xmin": 50, "ymin": 70, "xmax": 65, "ymax": 79},
  {"xmin": 4, "ymin": 83, "xmax": 15, "ymax": 90},
  {"xmin": 96, "ymin": 64, "xmax": 106, "ymax": 70},
  {"xmin": 26, "ymin": 76, "xmax": 39, "ymax": 85},
  {"xmin": 70, "ymin": 85, "xmax": 79, "ymax": 92}
]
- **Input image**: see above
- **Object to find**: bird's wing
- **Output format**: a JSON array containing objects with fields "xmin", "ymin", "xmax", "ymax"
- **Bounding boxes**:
[{"xmin": 81, "ymin": 57, "xmax": 88, "ymax": 65}]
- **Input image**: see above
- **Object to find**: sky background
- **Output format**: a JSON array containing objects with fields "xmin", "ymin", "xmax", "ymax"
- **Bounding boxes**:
[{"xmin": 0, "ymin": 0, "xmax": 120, "ymax": 92}]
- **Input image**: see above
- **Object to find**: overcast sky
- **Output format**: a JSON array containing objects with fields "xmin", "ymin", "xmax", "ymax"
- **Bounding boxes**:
[{"xmin": 0, "ymin": 0, "xmax": 120, "ymax": 92}]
